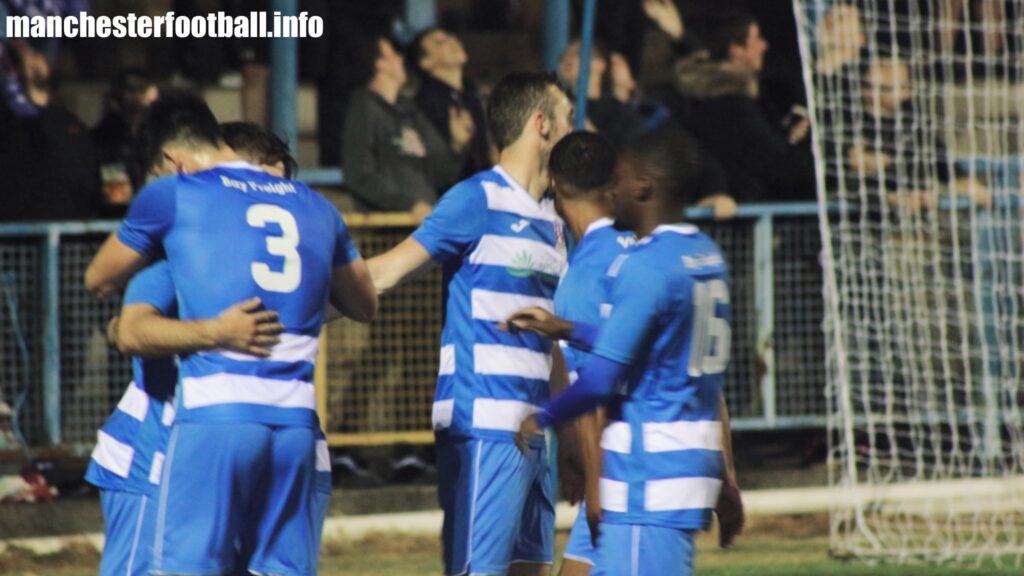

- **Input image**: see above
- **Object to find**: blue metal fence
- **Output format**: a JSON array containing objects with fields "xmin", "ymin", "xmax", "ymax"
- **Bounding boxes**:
[{"xmin": 0, "ymin": 202, "xmax": 826, "ymax": 450}]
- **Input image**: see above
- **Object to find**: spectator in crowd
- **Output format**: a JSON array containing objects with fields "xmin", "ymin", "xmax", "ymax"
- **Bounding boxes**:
[
  {"xmin": 558, "ymin": 39, "xmax": 647, "ymax": 147},
  {"xmin": 674, "ymin": 12, "xmax": 815, "ymax": 202},
  {"xmin": 0, "ymin": 40, "xmax": 100, "ymax": 221},
  {"xmin": 341, "ymin": 36, "xmax": 472, "ymax": 219},
  {"xmin": 92, "ymin": 69, "xmax": 160, "ymax": 217},
  {"xmin": 408, "ymin": 28, "xmax": 493, "ymax": 178},
  {"xmin": 845, "ymin": 56, "xmax": 989, "ymax": 209},
  {"xmin": 592, "ymin": 0, "xmax": 701, "ymax": 77},
  {"xmin": 607, "ymin": 50, "xmax": 672, "ymax": 132}
]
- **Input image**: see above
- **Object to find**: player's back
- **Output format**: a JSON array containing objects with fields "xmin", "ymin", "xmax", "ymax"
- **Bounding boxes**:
[
  {"xmin": 161, "ymin": 162, "xmax": 343, "ymax": 427},
  {"xmin": 597, "ymin": 224, "xmax": 730, "ymax": 530}
]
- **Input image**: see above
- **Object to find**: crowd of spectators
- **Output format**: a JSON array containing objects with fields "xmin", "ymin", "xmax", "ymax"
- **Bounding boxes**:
[{"xmin": 0, "ymin": 0, "xmax": 1013, "ymax": 223}]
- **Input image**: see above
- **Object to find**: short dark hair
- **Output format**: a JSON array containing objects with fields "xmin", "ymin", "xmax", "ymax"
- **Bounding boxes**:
[
  {"xmin": 549, "ymin": 132, "xmax": 617, "ymax": 196},
  {"xmin": 222, "ymin": 122, "xmax": 297, "ymax": 179},
  {"xmin": 351, "ymin": 34, "xmax": 392, "ymax": 87},
  {"xmin": 406, "ymin": 27, "xmax": 441, "ymax": 78},
  {"xmin": 138, "ymin": 90, "xmax": 223, "ymax": 172},
  {"xmin": 622, "ymin": 129, "xmax": 705, "ymax": 206},
  {"xmin": 487, "ymin": 72, "xmax": 563, "ymax": 150},
  {"xmin": 707, "ymin": 13, "xmax": 758, "ymax": 61}
]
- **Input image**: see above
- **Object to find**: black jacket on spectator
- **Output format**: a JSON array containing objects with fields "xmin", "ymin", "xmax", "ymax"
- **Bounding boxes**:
[
  {"xmin": 675, "ymin": 56, "xmax": 815, "ymax": 202},
  {"xmin": 92, "ymin": 112, "xmax": 146, "ymax": 218},
  {"xmin": 588, "ymin": 96, "xmax": 647, "ymax": 149},
  {"xmin": 341, "ymin": 88, "xmax": 465, "ymax": 211},
  {"xmin": 0, "ymin": 102, "xmax": 101, "ymax": 221},
  {"xmin": 415, "ymin": 75, "xmax": 490, "ymax": 178}
]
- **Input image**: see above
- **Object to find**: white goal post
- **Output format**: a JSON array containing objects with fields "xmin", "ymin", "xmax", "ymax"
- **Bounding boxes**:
[{"xmin": 793, "ymin": 0, "xmax": 1024, "ymax": 565}]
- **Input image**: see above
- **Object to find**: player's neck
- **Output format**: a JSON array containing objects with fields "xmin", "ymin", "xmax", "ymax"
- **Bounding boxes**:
[
  {"xmin": 498, "ymin": 146, "xmax": 547, "ymax": 201},
  {"xmin": 636, "ymin": 202, "xmax": 685, "ymax": 238},
  {"xmin": 191, "ymin": 146, "xmax": 243, "ymax": 172},
  {"xmin": 565, "ymin": 201, "xmax": 612, "ymax": 243}
]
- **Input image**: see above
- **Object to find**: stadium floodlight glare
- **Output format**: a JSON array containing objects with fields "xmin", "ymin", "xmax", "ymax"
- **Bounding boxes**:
[{"xmin": 795, "ymin": 0, "xmax": 1024, "ymax": 566}]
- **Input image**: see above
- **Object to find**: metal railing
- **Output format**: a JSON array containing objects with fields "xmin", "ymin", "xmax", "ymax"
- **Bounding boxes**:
[{"xmin": 0, "ymin": 202, "xmax": 826, "ymax": 451}]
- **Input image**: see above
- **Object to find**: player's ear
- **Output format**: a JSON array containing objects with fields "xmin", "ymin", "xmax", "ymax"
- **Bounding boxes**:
[
  {"xmin": 536, "ymin": 110, "xmax": 551, "ymax": 139},
  {"xmin": 634, "ymin": 176, "xmax": 655, "ymax": 202},
  {"xmin": 163, "ymin": 149, "xmax": 185, "ymax": 175}
]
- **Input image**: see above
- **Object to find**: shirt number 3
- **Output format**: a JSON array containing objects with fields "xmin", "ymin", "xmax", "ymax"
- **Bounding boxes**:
[{"xmin": 247, "ymin": 204, "xmax": 301, "ymax": 293}]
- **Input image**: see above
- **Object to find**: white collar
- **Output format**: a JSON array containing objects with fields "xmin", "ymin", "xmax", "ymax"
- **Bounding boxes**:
[
  {"xmin": 652, "ymin": 223, "xmax": 699, "ymax": 236},
  {"xmin": 583, "ymin": 217, "xmax": 615, "ymax": 238},
  {"xmin": 492, "ymin": 165, "xmax": 537, "ymax": 204},
  {"xmin": 214, "ymin": 160, "xmax": 267, "ymax": 173}
]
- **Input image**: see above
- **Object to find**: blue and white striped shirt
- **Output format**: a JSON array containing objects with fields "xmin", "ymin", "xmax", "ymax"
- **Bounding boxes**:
[
  {"xmin": 86, "ymin": 261, "xmax": 178, "ymax": 495},
  {"xmin": 117, "ymin": 162, "xmax": 360, "ymax": 427},
  {"xmin": 412, "ymin": 166, "xmax": 568, "ymax": 441},
  {"xmin": 593, "ymin": 225, "xmax": 730, "ymax": 530}
]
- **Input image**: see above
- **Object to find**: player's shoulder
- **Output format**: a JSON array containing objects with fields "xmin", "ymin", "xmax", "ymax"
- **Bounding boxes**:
[
  {"xmin": 590, "ymin": 222, "xmax": 637, "ymax": 253},
  {"xmin": 136, "ymin": 173, "xmax": 179, "ymax": 198}
]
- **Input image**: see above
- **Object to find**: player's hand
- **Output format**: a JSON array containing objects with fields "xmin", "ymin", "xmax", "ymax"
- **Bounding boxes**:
[
  {"xmin": 211, "ymin": 297, "xmax": 285, "ymax": 357},
  {"xmin": 515, "ymin": 413, "xmax": 543, "ymax": 456},
  {"xmin": 106, "ymin": 316, "xmax": 120, "ymax": 346},
  {"xmin": 586, "ymin": 492, "xmax": 603, "ymax": 548},
  {"xmin": 500, "ymin": 307, "xmax": 573, "ymax": 339},
  {"xmin": 697, "ymin": 194, "xmax": 737, "ymax": 220},
  {"xmin": 715, "ymin": 481, "xmax": 745, "ymax": 548},
  {"xmin": 449, "ymin": 106, "xmax": 475, "ymax": 154},
  {"xmin": 642, "ymin": 0, "xmax": 684, "ymax": 41}
]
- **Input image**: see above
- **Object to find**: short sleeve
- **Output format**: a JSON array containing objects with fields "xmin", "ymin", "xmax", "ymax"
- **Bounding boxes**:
[
  {"xmin": 410, "ymin": 181, "xmax": 486, "ymax": 263},
  {"xmin": 590, "ymin": 256, "xmax": 667, "ymax": 364},
  {"xmin": 117, "ymin": 175, "xmax": 177, "ymax": 257},
  {"xmin": 124, "ymin": 260, "xmax": 177, "ymax": 317},
  {"xmin": 331, "ymin": 208, "xmax": 362, "ymax": 267}
]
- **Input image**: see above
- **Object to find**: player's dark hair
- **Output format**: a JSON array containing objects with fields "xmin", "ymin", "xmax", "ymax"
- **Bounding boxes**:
[
  {"xmin": 549, "ymin": 131, "xmax": 617, "ymax": 197},
  {"xmin": 139, "ymin": 90, "xmax": 223, "ymax": 172},
  {"xmin": 487, "ymin": 72, "xmax": 563, "ymax": 151},
  {"xmin": 622, "ymin": 128, "xmax": 705, "ymax": 207},
  {"xmin": 406, "ymin": 27, "xmax": 441, "ymax": 78},
  {"xmin": 707, "ymin": 12, "xmax": 758, "ymax": 62},
  {"xmin": 222, "ymin": 122, "xmax": 297, "ymax": 179}
]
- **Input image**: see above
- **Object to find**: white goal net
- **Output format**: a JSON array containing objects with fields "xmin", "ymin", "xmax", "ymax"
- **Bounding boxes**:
[{"xmin": 793, "ymin": 0, "xmax": 1024, "ymax": 565}]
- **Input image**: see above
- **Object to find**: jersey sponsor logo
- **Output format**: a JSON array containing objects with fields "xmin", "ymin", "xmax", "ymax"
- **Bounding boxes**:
[
  {"xmin": 682, "ymin": 253, "xmax": 724, "ymax": 269},
  {"xmin": 219, "ymin": 174, "xmax": 297, "ymax": 195},
  {"xmin": 510, "ymin": 219, "xmax": 530, "ymax": 233},
  {"xmin": 506, "ymin": 251, "xmax": 539, "ymax": 278},
  {"xmin": 616, "ymin": 235, "xmax": 638, "ymax": 249}
]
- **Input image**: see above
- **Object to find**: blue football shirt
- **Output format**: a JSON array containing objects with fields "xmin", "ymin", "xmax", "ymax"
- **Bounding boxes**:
[{"xmin": 117, "ymin": 162, "xmax": 360, "ymax": 427}]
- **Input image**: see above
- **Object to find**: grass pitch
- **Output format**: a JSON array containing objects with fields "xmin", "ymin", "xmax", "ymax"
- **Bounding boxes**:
[{"xmin": 3, "ymin": 514, "xmax": 1021, "ymax": 575}]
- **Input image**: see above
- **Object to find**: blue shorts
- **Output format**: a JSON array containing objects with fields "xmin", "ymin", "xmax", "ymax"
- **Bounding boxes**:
[
  {"xmin": 152, "ymin": 422, "xmax": 318, "ymax": 576},
  {"xmin": 437, "ymin": 435, "xmax": 555, "ymax": 576},
  {"xmin": 98, "ymin": 489, "xmax": 155, "ymax": 576},
  {"xmin": 591, "ymin": 523, "xmax": 695, "ymax": 576},
  {"xmin": 563, "ymin": 502, "xmax": 596, "ymax": 567}
]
